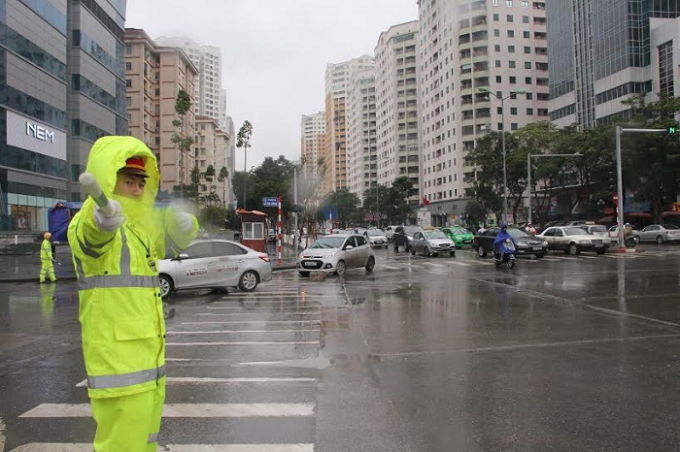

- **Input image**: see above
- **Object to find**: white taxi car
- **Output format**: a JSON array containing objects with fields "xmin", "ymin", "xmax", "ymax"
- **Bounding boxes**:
[
  {"xmin": 298, "ymin": 234, "xmax": 375, "ymax": 276},
  {"xmin": 158, "ymin": 239, "xmax": 273, "ymax": 298}
]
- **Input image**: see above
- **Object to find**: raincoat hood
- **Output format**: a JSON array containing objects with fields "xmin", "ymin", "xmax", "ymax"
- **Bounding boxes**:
[{"xmin": 82, "ymin": 136, "xmax": 159, "ymax": 223}]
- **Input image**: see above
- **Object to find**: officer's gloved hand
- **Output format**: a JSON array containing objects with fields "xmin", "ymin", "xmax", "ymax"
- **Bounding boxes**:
[
  {"xmin": 94, "ymin": 200, "xmax": 125, "ymax": 232},
  {"xmin": 176, "ymin": 212, "xmax": 194, "ymax": 232}
]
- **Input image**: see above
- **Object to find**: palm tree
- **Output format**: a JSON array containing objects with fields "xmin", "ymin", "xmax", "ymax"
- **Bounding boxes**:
[{"xmin": 218, "ymin": 166, "xmax": 229, "ymax": 207}]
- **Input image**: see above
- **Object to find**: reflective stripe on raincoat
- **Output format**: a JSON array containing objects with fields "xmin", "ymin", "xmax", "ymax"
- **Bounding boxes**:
[{"xmin": 68, "ymin": 136, "xmax": 198, "ymax": 399}]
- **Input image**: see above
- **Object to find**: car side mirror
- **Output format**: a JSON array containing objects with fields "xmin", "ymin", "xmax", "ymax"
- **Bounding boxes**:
[
  {"xmin": 174, "ymin": 253, "xmax": 189, "ymax": 261},
  {"xmin": 345, "ymin": 245, "xmax": 354, "ymax": 250}
]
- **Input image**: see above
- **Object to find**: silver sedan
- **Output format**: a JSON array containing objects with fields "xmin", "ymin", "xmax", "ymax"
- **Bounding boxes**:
[
  {"xmin": 158, "ymin": 239, "xmax": 273, "ymax": 298},
  {"xmin": 410, "ymin": 230, "xmax": 456, "ymax": 257},
  {"xmin": 637, "ymin": 224, "xmax": 680, "ymax": 244}
]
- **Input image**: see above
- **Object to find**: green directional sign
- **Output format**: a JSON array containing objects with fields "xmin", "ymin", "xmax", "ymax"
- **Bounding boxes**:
[{"xmin": 668, "ymin": 126, "xmax": 678, "ymax": 134}]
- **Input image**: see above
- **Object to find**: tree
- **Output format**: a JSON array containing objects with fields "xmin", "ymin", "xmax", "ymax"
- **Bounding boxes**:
[
  {"xmin": 362, "ymin": 184, "xmax": 391, "ymax": 226},
  {"xmin": 320, "ymin": 189, "xmax": 360, "ymax": 229},
  {"xmin": 464, "ymin": 199, "xmax": 487, "ymax": 230},
  {"xmin": 236, "ymin": 120, "xmax": 253, "ymax": 209},
  {"xmin": 217, "ymin": 166, "xmax": 229, "ymax": 207},
  {"xmin": 391, "ymin": 176, "xmax": 417, "ymax": 223},
  {"xmin": 170, "ymin": 90, "xmax": 194, "ymax": 201}
]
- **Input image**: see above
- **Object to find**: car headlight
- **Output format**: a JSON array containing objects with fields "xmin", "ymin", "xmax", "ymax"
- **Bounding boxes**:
[
  {"xmin": 516, "ymin": 241, "xmax": 527, "ymax": 247},
  {"xmin": 542, "ymin": 240, "xmax": 548, "ymax": 246},
  {"xmin": 407, "ymin": 237, "xmax": 413, "ymax": 242},
  {"xmin": 579, "ymin": 239, "xmax": 591, "ymax": 244}
]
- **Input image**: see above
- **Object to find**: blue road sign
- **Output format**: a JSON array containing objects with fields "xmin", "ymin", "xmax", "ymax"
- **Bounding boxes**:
[{"xmin": 262, "ymin": 197, "xmax": 279, "ymax": 208}]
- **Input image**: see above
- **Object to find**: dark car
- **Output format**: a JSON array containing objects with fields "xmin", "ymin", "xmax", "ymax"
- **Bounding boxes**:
[
  {"xmin": 474, "ymin": 227, "xmax": 548, "ymax": 258},
  {"xmin": 393, "ymin": 225, "xmax": 424, "ymax": 252}
]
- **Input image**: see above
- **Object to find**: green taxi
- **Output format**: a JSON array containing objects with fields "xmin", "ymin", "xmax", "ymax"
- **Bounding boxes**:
[{"xmin": 442, "ymin": 226, "xmax": 475, "ymax": 248}]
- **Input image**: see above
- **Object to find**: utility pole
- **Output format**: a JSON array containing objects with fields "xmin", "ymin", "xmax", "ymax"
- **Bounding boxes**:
[{"xmin": 293, "ymin": 165, "xmax": 299, "ymax": 254}]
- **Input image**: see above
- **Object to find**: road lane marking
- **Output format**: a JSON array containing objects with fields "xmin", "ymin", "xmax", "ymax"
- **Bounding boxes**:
[
  {"xmin": 206, "ymin": 306, "xmax": 320, "ymax": 310},
  {"xmin": 76, "ymin": 377, "xmax": 316, "ymax": 387},
  {"xmin": 446, "ymin": 261, "xmax": 471, "ymax": 267},
  {"xmin": 194, "ymin": 312, "xmax": 320, "ymax": 317},
  {"xmin": 19, "ymin": 403, "xmax": 315, "ymax": 418},
  {"xmin": 10, "ymin": 444, "xmax": 314, "ymax": 452},
  {"xmin": 166, "ymin": 341, "xmax": 320, "ymax": 346},
  {"xmin": 167, "ymin": 330, "xmax": 320, "ymax": 334},
  {"xmin": 181, "ymin": 320, "xmax": 321, "ymax": 325}
]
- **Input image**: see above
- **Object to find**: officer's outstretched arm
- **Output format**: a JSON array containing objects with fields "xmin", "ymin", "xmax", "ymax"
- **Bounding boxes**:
[
  {"xmin": 155, "ymin": 208, "xmax": 199, "ymax": 259},
  {"xmin": 68, "ymin": 202, "xmax": 122, "ymax": 259}
]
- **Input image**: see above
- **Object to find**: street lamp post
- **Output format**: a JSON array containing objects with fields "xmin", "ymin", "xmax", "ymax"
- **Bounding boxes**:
[
  {"xmin": 478, "ymin": 87, "xmax": 525, "ymax": 224},
  {"xmin": 526, "ymin": 153, "xmax": 582, "ymax": 225}
]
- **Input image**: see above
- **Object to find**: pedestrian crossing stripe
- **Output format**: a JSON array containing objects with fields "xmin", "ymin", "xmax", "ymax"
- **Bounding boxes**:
[
  {"xmin": 206, "ymin": 306, "xmax": 320, "ymax": 310},
  {"xmin": 166, "ymin": 329, "xmax": 320, "ymax": 334},
  {"xmin": 19, "ymin": 403, "xmax": 315, "ymax": 418},
  {"xmin": 9, "ymin": 444, "xmax": 314, "ymax": 452},
  {"xmin": 194, "ymin": 312, "xmax": 321, "ymax": 317},
  {"xmin": 181, "ymin": 320, "xmax": 321, "ymax": 325},
  {"xmin": 76, "ymin": 377, "xmax": 317, "ymax": 387},
  {"xmin": 166, "ymin": 341, "xmax": 320, "ymax": 346}
]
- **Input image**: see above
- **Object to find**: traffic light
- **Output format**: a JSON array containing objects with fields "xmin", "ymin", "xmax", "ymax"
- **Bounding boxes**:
[{"xmin": 668, "ymin": 125, "xmax": 678, "ymax": 134}]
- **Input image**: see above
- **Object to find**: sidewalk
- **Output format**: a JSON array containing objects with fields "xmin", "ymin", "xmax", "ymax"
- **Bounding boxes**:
[{"xmin": 0, "ymin": 245, "xmax": 298, "ymax": 283}]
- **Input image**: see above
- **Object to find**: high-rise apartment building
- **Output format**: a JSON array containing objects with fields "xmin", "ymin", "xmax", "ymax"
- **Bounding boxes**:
[
  {"xmin": 418, "ymin": 0, "xmax": 548, "ymax": 224},
  {"xmin": 125, "ymin": 29, "xmax": 198, "ymax": 194},
  {"xmin": 0, "ymin": 0, "xmax": 128, "ymax": 232},
  {"xmin": 300, "ymin": 112, "xmax": 326, "ymax": 182},
  {"xmin": 322, "ymin": 55, "xmax": 375, "ymax": 194},
  {"xmin": 195, "ymin": 116, "xmax": 231, "ymax": 205},
  {"xmin": 548, "ymin": 1, "xmax": 680, "ymax": 128},
  {"xmin": 155, "ymin": 36, "xmax": 226, "ymax": 129},
  {"xmin": 375, "ymin": 21, "xmax": 420, "ymax": 203},
  {"xmin": 346, "ymin": 70, "xmax": 377, "ymax": 200},
  {"xmin": 68, "ymin": 0, "xmax": 128, "ymax": 201}
]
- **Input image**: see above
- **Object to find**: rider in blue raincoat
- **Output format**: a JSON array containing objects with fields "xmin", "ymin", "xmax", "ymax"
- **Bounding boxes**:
[{"xmin": 493, "ymin": 224, "xmax": 515, "ymax": 256}]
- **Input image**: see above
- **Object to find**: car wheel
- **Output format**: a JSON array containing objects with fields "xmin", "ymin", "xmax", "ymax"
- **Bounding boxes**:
[
  {"xmin": 365, "ymin": 256, "xmax": 375, "ymax": 272},
  {"xmin": 477, "ymin": 245, "xmax": 487, "ymax": 258},
  {"xmin": 238, "ymin": 270, "xmax": 259, "ymax": 292},
  {"xmin": 299, "ymin": 271, "xmax": 310, "ymax": 277},
  {"xmin": 450, "ymin": 251, "xmax": 455, "ymax": 257},
  {"xmin": 336, "ymin": 260, "xmax": 346, "ymax": 276},
  {"xmin": 508, "ymin": 259, "xmax": 515, "ymax": 269},
  {"xmin": 568, "ymin": 243, "xmax": 579, "ymax": 255},
  {"xmin": 394, "ymin": 244, "xmax": 399, "ymax": 252},
  {"xmin": 535, "ymin": 253, "xmax": 545, "ymax": 259},
  {"xmin": 596, "ymin": 250, "xmax": 605, "ymax": 255},
  {"xmin": 657, "ymin": 235, "xmax": 664, "ymax": 244},
  {"xmin": 425, "ymin": 248, "xmax": 431, "ymax": 257},
  {"xmin": 410, "ymin": 246, "xmax": 416, "ymax": 255},
  {"xmin": 159, "ymin": 274, "xmax": 173, "ymax": 299}
]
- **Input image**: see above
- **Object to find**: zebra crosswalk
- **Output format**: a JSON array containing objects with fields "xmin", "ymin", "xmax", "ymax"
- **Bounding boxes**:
[{"xmin": 7, "ymin": 278, "xmax": 334, "ymax": 451}]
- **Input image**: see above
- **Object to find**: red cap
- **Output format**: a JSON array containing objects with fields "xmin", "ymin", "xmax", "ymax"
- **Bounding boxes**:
[{"xmin": 120, "ymin": 157, "xmax": 148, "ymax": 177}]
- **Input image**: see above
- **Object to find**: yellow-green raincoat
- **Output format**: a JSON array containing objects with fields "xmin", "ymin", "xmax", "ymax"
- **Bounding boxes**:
[{"xmin": 67, "ymin": 136, "xmax": 198, "ymax": 451}]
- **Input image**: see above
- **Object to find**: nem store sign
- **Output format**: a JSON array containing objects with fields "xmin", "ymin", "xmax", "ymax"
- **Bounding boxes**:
[{"xmin": 6, "ymin": 110, "xmax": 66, "ymax": 161}]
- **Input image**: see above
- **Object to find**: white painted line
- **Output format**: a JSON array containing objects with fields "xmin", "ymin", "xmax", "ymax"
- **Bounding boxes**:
[
  {"xmin": 9, "ymin": 444, "xmax": 314, "ymax": 452},
  {"xmin": 182, "ymin": 320, "xmax": 321, "ymax": 325},
  {"xmin": 194, "ymin": 312, "xmax": 320, "ymax": 317},
  {"xmin": 167, "ymin": 330, "xmax": 320, "ymax": 335},
  {"xmin": 206, "ymin": 306, "xmax": 320, "ymax": 310},
  {"xmin": 167, "ymin": 341, "xmax": 320, "ymax": 346},
  {"xmin": 76, "ymin": 377, "xmax": 316, "ymax": 387},
  {"xmin": 447, "ymin": 261, "xmax": 471, "ymax": 267},
  {"xmin": 19, "ymin": 403, "xmax": 315, "ymax": 418}
]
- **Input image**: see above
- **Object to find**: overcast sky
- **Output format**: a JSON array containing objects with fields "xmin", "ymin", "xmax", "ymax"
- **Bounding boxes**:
[{"xmin": 126, "ymin": 0, "xmax": 419, "ymax": 171}]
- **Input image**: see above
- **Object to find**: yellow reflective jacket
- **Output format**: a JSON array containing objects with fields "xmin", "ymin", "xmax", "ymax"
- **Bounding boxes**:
[
  {"xmin": 68, "ymin": 136, "xmax": 198, "ymax": 399},
  {"xmin": 40, "ymin": 239, "xmax": 53, "ymax": 261}
]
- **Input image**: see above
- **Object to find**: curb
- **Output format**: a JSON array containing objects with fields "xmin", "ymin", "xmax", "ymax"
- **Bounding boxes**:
[{"xmin": 610, "ymin": 246, "xmax": 645, "ymax": 253}]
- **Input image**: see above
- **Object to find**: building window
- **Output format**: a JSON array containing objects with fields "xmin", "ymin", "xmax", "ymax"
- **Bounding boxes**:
[
  {"xmin": 525, "ymin": 92, "xmax": 533, "ymax": 100},
  {"xmin": 510, "ymin": 76, "xmax": 516, "ymax": 84},
  {"xmin": 506, "ymin": 0, "xmax": 513, "ymax": 6},
  {"xmin": 509, "ymin": 61, "xmax": 516, "ymax": 68},
  {"xmin": 508, "ymin": 45, "xmax": 515, "ymax": 53},
  {"xmin": 523, "ymin": 31, "xmax": 530, "ymax": 38},
  {"xmin": 496, "ymin": 76, "xmax": 502, "ymax": 83},
  {"xmin": 527, "ymin": 108, "xmax": 534, "ymax": 115},
  {"xmin": 659, "ymin": 41, "xmax": 674, "ymax": 97},
  {"xmin": 497, "ymin": 107, "xmax": 503, "ymax": 114},
  {"xmin": 507, "ymin": 14, "xmax": 514, "ymax": 22},
  {"xmin": 523, "ymin": 15, "xmax": 530, "ymax": 23},
  {"xmin": 125, "ymin": 44, "xmax": 132, "ymax": 53},
  {"xmin": 126, "ymin": 97, "xmax": 131, "ymax": 106},
  {"xmin": 494, "ymin": 29, "xmax": 500, "ymax": 36},
  {"xmin": 125, "ymin": 79, "xmax": 131, "ymax": 88},
  {"xmin": 496, "ymin": 60, "xmax": 502, "ymax": 67},
  {"xmin": 507, "ymin": 30, "xmax": 515, "ymax": 38},
  {"xmin": 126, "ymin": 62, "xmax": 132, "ymax": 71},
  {"xmin": 524, "ymin": 46, "xmax": 531, "ymax": 54},
  {"xmin": 495, "ymin": 44, "xmax": 501, "ymax": 52},
  {"xmin": 525, "ymin": 62, "xmax": 532, "ymax": 69},
  {"xmin": 525, "ymin": 77, "xmax": 533, "ymax": 84},
  {"xmin": 511, "ymin": 123, "xmax": 519, "ymax": 130},
  {"xmin": 493, "ymin": 13, "xmax": 500, "ymax": 20},
  {"xmin": 511, "ymin": 107, "xmax": 518, "ymax": 115},
  {"xmin": 521, "ymin": 0, "xmax": 529, "ymax": 7}
]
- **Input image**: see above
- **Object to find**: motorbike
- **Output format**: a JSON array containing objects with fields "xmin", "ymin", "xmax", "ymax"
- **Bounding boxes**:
[{"xmin": 493, "ymin": 238, "xmax": 517, "ymax": 269}]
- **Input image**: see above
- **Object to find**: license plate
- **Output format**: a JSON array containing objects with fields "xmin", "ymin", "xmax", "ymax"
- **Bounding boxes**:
[
  {"xmin": 532, "ymin": 246, "xmax": 542, "ymax": 251},
  {"xmin": 464, "ymin": 240, "xmax": 472, "ymax": 244},
  {"xmin": 302, "ymin": 262, "xmax": 318, "ymax": 268}
]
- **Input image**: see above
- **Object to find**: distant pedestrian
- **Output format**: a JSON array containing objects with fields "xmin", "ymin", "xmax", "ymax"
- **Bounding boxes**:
[
  {"xmin": 526, "ymin": 223, "xmax": 537, "ymax": 235},
  {"xmin": 39, "ymin": 232, "xmax": 56, "ymax": 283}
]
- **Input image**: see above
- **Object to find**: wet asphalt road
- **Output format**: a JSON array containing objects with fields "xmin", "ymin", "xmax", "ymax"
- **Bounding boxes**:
[{"xmin": 2, "ymin": 245, "xmax": 680, "ymax": 451}]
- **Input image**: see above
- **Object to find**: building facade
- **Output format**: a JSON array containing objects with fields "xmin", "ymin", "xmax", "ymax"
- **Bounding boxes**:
[
  {"xmin": 375, "ymin": 21, "xmax": 420, "ymax": 203},
  {"xmin": 155, "ymin": 36, "xmax": 226, "ymax": 130},
  {"xmin": 418, "ymin": 0, "xmax": 548, "ymax": 224},
  {"xmin": 346, "ymin": 70, "xmax": 376, "ymax": 200},
  {"xmin": 300, "ymin": 112, "xmax": 326, "ymax": 182},
  {"xmin": 548, "ymin": 1, "xmax": 680, "ymax": 128},
  {"xmin": 0, "ymin": 0, "xmax": 129, "ymax": 231},
  {"xmin": 322, "ymin": 55, "xmax": 375, "ymax": 194},
  {"xmin": 125, "ymin": 28, "xmax": 198, "ymax": 194},
  {"xmin": 68, "ymin": 0, "xmax": 128, "ymax": 201},
  {"xmin": 195, "ymin": 116, "xmax": 231, "ymax": 205}
]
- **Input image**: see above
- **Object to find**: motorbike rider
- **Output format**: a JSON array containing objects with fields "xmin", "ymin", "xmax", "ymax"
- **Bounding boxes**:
[
  {"xmin": 493, "ymin": 224, "xmax": 515, "ymax": 260},
  {"xmin": 526, "ymin": 222, "xmax": 537, "ymax": 235}
]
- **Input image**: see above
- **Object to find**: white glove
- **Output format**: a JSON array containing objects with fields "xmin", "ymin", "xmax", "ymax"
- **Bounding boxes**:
[
  {"xmin": 93, "ymin": 200, "xmax": 125, "ymax": 232},
  {"xmin": 176, "ymin": 212, "xmax": 194, "ymax": 232}
]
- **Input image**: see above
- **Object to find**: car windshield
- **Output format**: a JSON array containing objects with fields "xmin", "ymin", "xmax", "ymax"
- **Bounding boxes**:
[
  {"xmin": 565, "ymin": 228, "xmax": 588, "ymax": 236},
  {"xmin": 423, "ymin": 230, "xmax": 447, "ymax": 239},
  {"xmin": 452, "ymin": 228, "xmax": 471, "ymax": 235},
  {"xmin": 507, "ymin": 228, "xmax": 530, "ymax": 238},
  {"xmin": 310, "ymin": 236, "xmax": 346, "ymax": 249},
  {"xmin": 367, "ymin": 230, "xmax": 385, "ymax": 236},
  {"xmin": 404, "ymin": 226, "xmax": 423, "ymax": 235},
  {"xmin": 590, "ymin": 226, "xmax": 607, "ymax": 233}
]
